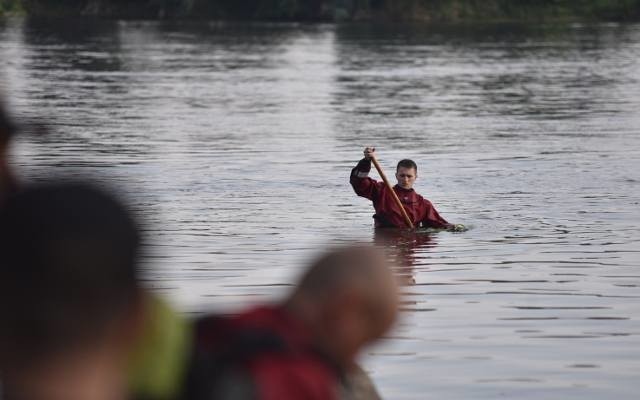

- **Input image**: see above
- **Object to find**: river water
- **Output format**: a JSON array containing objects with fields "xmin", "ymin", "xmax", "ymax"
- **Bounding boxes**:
[{"xmin": 1, "ymin": 18, "xmax": 639, "ymax": 399}]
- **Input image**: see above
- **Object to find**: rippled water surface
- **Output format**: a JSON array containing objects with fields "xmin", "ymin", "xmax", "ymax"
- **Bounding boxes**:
[{"xmin": 2, "ymin": 18, "xmax": 640, "ymax": 399}]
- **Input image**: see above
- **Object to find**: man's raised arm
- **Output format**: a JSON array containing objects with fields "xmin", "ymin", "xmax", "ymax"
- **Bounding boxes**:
[{"xmin": 350, "ymin": 147, "xmax": 380, "ymax": 200}]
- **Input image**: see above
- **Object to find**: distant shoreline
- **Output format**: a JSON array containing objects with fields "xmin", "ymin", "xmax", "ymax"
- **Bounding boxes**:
[{"xmin": 2, "ymin": 0, "xmax": 640, "ymax": 22}]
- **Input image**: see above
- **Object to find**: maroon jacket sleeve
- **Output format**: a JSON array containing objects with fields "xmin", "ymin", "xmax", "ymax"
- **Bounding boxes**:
[
  {"xmin": 420, "ymin": 199, "xmax": 450, "ymax": 229},
  {"xmin": 350, "ymin": 158, "xmax": 383, "ymax": 201}
]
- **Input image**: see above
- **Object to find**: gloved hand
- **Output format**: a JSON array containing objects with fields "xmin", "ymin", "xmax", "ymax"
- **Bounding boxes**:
[{"xmin": 449, "ymin": 224, "xmax": 467, "ymax": 232}]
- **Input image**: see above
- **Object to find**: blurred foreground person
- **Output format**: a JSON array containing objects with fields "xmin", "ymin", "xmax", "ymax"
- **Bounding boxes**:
[
  {"xmin": 184, "ymin": 245, "xmax": 399, "ymax": 400},
  {"xmin": 0, "ymin": 102, "xmax": 17, "ymax": 200},
  {"xmin": 0, "ymin": 182, "xmax": 147, "ymax": 400}
]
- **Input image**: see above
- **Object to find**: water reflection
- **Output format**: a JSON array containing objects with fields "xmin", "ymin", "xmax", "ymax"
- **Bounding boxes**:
[
  {"xmin": 374, "ymin": 228, "xmax": 437, "ymax": 285},
  {"xmin": 332, "ymin": 22, "xmax": 640, "ymax": 155}
]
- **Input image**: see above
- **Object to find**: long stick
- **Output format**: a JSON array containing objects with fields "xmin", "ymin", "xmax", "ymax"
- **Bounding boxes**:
[{"xmin": 370, "ymin": 156, "xmax": 414, "ymax": 229}]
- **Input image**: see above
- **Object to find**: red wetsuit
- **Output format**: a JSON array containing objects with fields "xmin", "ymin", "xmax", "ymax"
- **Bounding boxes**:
[
  {"xmin": 186, "ymin": 305, "xmax": 342, "ymax": 400},
  {"xmin": 350, "ymin": 158, "xmax": 450, "ymax": 229}
]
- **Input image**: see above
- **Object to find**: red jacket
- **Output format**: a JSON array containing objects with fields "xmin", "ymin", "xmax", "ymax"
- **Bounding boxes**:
[
  {"xmin": 350, "ymin": 158, "xmax": 450, "ymax": 229},
  {"xmin": 189, "ymin": 305, "xmax": 341, "ymax": 400}
]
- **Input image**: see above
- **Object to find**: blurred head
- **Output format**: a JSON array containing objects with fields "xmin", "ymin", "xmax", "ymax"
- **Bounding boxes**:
[
  {"xmin": 285, "ymin": 245, "xmax": 399, "ymax": 368},
  {"xmin": 0, "ymin": 182, "xmax": 144, "ymax": 374},
  {"xmin": 396, "ymin": 159, "xmax": 417, "ymax": 189}
]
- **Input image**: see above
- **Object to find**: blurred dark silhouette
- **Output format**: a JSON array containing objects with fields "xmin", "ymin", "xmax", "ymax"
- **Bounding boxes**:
[
  {"xmin": 0, "ymin": 101, "xmax": 17, "ymax": 201},
  {"xmin": 182, "ymin": 245, "xmax": 399, "ymax": 400},
  {"xmin": 0, "ymin": 182, "xmax": 147, "ymax": 400}
]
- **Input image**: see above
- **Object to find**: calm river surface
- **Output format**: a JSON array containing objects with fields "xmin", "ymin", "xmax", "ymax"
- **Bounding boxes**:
[{"xmin": 1, "ymin": 18, "xmax": 639, "ymax": 399}]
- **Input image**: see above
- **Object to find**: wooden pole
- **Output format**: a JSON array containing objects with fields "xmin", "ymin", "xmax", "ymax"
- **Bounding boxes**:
[{"xmin": 370, "ymin": 156, "xmax": 414, "ymax": 229}]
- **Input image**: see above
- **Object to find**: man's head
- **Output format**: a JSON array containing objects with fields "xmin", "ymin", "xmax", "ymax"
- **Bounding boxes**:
[
  {"xmin": 285, "ymin": 245, "xmax": 399, "ymax": 368},
  {"xmin": 0, "ymin": 182, "xmax": 144, "ymax": 372},
  {"xmin": 396, "ymin": 159, "xmax": 417, "ymax": 190}
]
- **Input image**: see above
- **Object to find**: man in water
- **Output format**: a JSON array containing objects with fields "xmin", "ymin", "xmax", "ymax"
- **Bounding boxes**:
[
  {"xmin": 0, "ymin": 182, "xmax": 148, "ymax": 400},
  {"xmin": 351, "ymin": 147, "xmax": 461, "ymax": 230},
  {"xmin": 183, "ymin": 245, "xmax": 399, "ymax": 400}
]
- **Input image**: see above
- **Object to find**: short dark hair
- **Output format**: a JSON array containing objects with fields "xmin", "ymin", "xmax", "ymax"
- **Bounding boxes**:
[
  {"xmin": 0, "ymin": 182, "xmax": 140, "ymax": 366},
  {"xmin": 396, "ymin": 159, "xmax": 417, "ymax": 172}
]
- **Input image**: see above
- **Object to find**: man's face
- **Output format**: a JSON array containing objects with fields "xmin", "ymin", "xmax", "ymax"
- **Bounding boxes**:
[{"xmin": 395, "ymin": 167, "xmax": 417, "ymax": 190}]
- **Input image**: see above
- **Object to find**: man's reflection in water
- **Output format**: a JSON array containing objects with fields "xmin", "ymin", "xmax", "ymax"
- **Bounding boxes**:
[{"xmin": 373, "ymin": 229, "xmax": 437, "ymax": 285}]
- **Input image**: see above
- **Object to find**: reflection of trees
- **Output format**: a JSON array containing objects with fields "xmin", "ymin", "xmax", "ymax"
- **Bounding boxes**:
[
  {"xmin": 331, "ymin": 23, "xmax": 638, "ymax": 151},
  {"xmin": 111, "ymin": 21, "xmax": 320, "ymax": 150},
  {"xmin": 22, "ymin": 0, "xmax": 334, "ymax": 19},
  {"xmin": 22, "ymin": 17, "xmax": 125, "ymax": 95},
  {"xmin": 17, "ymin": 19, "xmax": 309, "ymax": 161},
  {"xmin": 374, "ymin": 228, "xmax": 437, "ymax": 285},
  {"xmin": 17, "ymin": 18, "xmax": 133, "ymax": 161},
  {"xmin": 18, "ymin": 1, "xmax": 640, "ymax": 20},
  {"xmin": 21, "ymin": 16, "xmax": 130, "ymax": 114},
  {"xmin": 14, "ymin": 18, "xmax": 125, "ymax": 157}
]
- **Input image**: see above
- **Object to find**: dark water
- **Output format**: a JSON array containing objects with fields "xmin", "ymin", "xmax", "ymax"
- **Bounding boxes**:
[{"xmin": 2, "ymin": 18, "xmax": 639, "ymax": 399}]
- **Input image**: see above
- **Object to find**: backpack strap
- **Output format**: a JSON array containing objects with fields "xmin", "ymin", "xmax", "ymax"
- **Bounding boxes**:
[{"xmin": 181, "ymin": 315, "xmax": 289, "ymax": 400}]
